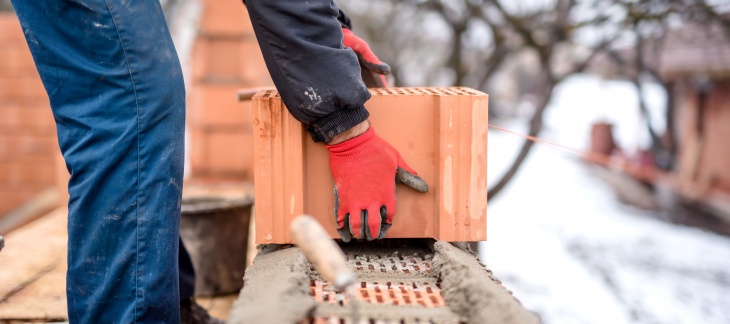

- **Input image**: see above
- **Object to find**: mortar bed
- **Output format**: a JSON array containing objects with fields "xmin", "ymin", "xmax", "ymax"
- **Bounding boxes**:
[{"xmin": 305, "ymin": 243, "xmax": 461, "ymax": 323}]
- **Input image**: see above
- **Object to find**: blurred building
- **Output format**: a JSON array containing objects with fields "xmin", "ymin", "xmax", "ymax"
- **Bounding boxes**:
[
  {"xmin": 660, "ymin": 19, "xmax": 730, "ymax": 217},
  {"xmin": 0, "ymin": 0, "xmax": 272, "ymax": 233}
]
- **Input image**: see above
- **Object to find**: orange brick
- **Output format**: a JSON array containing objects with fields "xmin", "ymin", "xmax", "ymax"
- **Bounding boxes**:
[
  {"xmin": 199, "ymin": 0, "xmax": 253, "ymax": 36},
  {"xmin": 0, "ymin": 160, "xmax": 56, "ymax": 186},
  {"xmin": 252, "ymin": 87, "xmax": 489, "ymax": 244},
  {"xmin": 0, "ymin": 133, "xmax": 58, "ymax": 157},
  {"xmin": 238, "ymin": 40, "xmax": 272, "ymax": 86},
  {"xmin": 188, "ymin": 127, "xmax": 208, "ymax": 177},
  {"xmin": 55, "ymin": 151, "xmax": 70, "ymax": 206},
  {"xmin": 0, "ymin": 75, "xmax": 47, "ymax": 101},
  {"xmin": 0, "ymin": 104, "xmax": 55, "ymax": 128},
  {"xmin": 0, "ymin": 14, "xmax": 25, "ymax": 45},
  {"xmin": 0, "ymin": 45, "xmax": 37, "ymax": 77},
  {"xmin": 206, "ymin": 130, "xmax": 252, "ymax": 176},
  {"xmin": 187, "ymin": 127, "xmax": 253, "ymax": 180},
  {"xmin": 192, "ymin": 37, "xmax": 245, "ymax": 83},
  {"xmin": 187, "ymin": 85, "xmax": 248, "ymax": 127}
]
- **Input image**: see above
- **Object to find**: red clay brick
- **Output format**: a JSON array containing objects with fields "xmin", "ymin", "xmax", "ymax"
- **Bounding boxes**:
[
  {"xmin": 0, "ymin": 75, "xmax": 47, "ymax": 100},
  {"xmin": 252, "ymin": 87, "xmax": 489, "ymax": 244},
  {"xmin": 0, "ymin": 104, "xmax": 55, "ymax": 128},
  {"xmin": 0, "ymin": 14, "xmax": 25, "ymax": 45},
  {"xmin": 187, "ymin": 127, "xmax": 252, "ymax": 180},
  {"xmin": 187, "ymin": 85, "xmax": 248, "ymax": 127},
  {"xmin": 206, "ymin": 130, "xmax": 252, "ymax": 176},
  {"xmin": 0, "ymin": 133, "xmax": 58, "ymax": 157},
  {"xmin": 0, "ymin": 160, "xmax": 55, "ymax": 186},
  {"xmin": 0, "ymin": 45, "xmax": 37, "ymax": 76},
  {"xmin": 199, "ymin": 0, "xmax": 253, "ymax": 36},
  {"xmin": 55, "ymin": 151, "xmax": 70, "ymax": 206},
  {"xmin": 192, "ymin": 37, "xmax": 243, "ymax": 83},
  {"xmin": 238, "ymin": 40, "xmax": 271, "ymax": 86}
]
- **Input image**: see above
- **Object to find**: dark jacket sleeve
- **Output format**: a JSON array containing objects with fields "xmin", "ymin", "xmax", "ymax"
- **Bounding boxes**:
[
  {"xmin": 337, "ymin": 8, "xmax": 353, "ymax": 30},
  {"xmin": 244, "ymin": 0, "xmax": 369, "ymax": 143}
]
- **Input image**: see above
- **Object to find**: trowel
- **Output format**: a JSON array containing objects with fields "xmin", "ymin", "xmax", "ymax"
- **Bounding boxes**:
[{"xmin": 290, "ymin": 215, "xmax": 360, "ymax": 323}]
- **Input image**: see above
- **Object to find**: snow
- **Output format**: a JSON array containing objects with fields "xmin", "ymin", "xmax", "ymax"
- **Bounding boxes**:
[{"xmin": 480, "ymin": 74, "xmax": 730, "ymax": 324}]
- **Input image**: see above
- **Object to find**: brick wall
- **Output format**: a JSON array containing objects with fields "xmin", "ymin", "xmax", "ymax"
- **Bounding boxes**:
[
  {"xmin": 187, "ymin": 0, "xmax": 273, "ymax": 182},
  {"xmin": 0, "ymin": 14, "xmax": 59, "ymax": 216}
]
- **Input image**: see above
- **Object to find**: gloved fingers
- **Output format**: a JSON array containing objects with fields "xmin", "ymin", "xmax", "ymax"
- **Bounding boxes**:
[
  {"xmin": 358, "ymin": 56, "xmax": 391, "ymax": 75},
  {"xmin": 349, "ymin": 209, "xmax": 364, "ymax": 239},
  {"xmin": 396, "ymin": 167, "xmax": 429, "ymax": 193},
  {"xmin": 363, "ymin": 206, "xmax": 383, "ymax": 241},
  {"xmin": 342, "ymin": 28, "xmax": 391, "ymax": 75},
  {"xmin": 337, "ymin": 214, "xmax": 353, "ymax": 243},
  {"xmin": 377, "ymin": 205, "xmax": 393, "ymax": 240},
  {"xmin": 334, "ymin": 186, "xmax": 352, "ymax": 242}
]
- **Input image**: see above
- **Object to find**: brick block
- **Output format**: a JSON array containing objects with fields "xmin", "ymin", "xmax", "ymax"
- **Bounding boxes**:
[
  {"xmin": 252, "ymin": 87, "xmax": 489, "ymax": 244},
  {"xmin": 191, "ymin": 38, "xmax": 271, "ymax": 86},
  {"xmin": 55, "ymin": 151, "xmax": 70, "ymax": 206},
  {"xmin": 0, "ymin": 160, "xmax": 55, "ymax": 186},
  {"xmin": 0, "ymin": 45, "xmax": 37, "ymax": 77},
  {"xmin": 0, "ymin": 15, "xmax": 25, "ymax": 45},
  {"xmin": 0, "ymin": 104, "xmax": 55, "ymax": 129},
  {"xmin": 238, "ymin": 40, "xmax": 272, "ymax": 87},
  {"xmin": 0, "ymin": 75, "xmax": 47, "ymax": 101},
  {"xmin": 188, "ymin": 127, "xmax": 253, "ymax": 180},
  {"xmin": 192, "ymin": 37, "xmax": 245, "ymax": 83},
  {"xmin": 187, "ymin": 85, "xmax": 249, "ymax": 127},
  {"xmin": 199, "ymin": 0, "xmax": 253, "ymax": 36},
  {"xmin": 0, "ymin": 133, "xmax": 58, "ymax": 157}
]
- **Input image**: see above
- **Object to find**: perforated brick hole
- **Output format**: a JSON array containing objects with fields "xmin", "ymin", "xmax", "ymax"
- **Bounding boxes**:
[{"xmin": 347, "ymin": 252, "xmax": 434, "ymax": 276}]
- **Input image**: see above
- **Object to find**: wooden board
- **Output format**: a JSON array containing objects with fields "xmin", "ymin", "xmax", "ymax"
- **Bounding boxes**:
[{"xmin": 0, "ymin": 207, "xmax": 68, "ymax": 321}]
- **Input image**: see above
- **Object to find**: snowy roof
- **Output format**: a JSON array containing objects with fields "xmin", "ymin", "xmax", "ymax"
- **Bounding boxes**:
[{"xmin": 660, "ymin": 20, "xmax": 730, "ymax": 79}]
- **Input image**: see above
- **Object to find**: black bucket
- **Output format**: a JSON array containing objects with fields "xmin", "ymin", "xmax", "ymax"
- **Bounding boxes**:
[{"xmin": 180, "ymin": 195, "xmax": 253, "ymax": 296}]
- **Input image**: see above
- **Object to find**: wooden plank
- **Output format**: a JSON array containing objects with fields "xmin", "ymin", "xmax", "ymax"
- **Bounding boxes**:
[
  {"xmin": 0, "ymin": 208, "xmax": 67, "ymax": 320},
  {"xmin": 0, "ymin": 260, "xmax": 67, "ymax": 321},
  {"xmin": 196, "ymin": 294, "xmax": 237, "ymax": 320}
]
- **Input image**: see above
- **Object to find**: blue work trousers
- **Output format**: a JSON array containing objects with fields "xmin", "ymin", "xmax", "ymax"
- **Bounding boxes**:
[{"xmin": 11, "ymin": 0, "xmax": 186, "ymax": 322}]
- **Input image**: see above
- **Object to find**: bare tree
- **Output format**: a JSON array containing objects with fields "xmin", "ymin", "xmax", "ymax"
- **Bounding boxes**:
[{"xmin": 338, "ymin": 0, "xmax": 728, "ymax": 200}]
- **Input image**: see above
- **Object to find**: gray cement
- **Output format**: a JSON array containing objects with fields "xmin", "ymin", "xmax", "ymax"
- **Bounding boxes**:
[
  {"xmin": 227, "ymin": 244, "xmax": 315, "ymax": 324},
  {"xmin": 432, "ymin": 241, "xmax": 541, "ymax": 324},
  {"xmin": 229, "ymin": 239, "xmax": 539, "ymax": 323}
]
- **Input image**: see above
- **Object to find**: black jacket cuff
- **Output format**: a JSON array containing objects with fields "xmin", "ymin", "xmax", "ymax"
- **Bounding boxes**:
[{"xmin": 307, "ymin": 106, "xmax": 369, "ymax": 143}]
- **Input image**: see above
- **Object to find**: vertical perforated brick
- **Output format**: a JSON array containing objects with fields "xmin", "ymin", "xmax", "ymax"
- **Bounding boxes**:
[{"xmin": 252, "ymin": 87, "xmax": 488, "ymax": 244}]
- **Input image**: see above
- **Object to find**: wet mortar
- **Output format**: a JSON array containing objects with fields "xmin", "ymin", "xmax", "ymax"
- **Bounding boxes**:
[{"xmin": 229, "ymin": 239, "xmax": 539, "ymax": 323}]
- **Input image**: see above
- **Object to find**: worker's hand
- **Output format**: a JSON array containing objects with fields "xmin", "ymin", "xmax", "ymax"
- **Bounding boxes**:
[
  {"xmin": 326, "ymin": 126, "xmax": 428, "ymax": 242},
  {"xmin": 342, "ymin": 28, "xmax": 390, "ymax": 87}
]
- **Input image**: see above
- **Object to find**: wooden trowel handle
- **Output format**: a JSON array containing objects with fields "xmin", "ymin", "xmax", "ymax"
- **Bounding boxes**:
[{"xmin": 290, "ymin": 215, "xmax": 354, "ymax": 291}]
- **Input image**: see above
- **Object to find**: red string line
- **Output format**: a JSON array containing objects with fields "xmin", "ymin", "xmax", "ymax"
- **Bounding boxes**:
[{"xmin": 487, "ymin": 123, "xmax": 665, "ymax": 183}]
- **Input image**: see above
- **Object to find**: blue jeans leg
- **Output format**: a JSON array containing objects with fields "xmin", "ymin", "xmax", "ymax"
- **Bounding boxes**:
[{"xmin": 11, "ymin": 0, "xmax": 185, "ymax": 322}]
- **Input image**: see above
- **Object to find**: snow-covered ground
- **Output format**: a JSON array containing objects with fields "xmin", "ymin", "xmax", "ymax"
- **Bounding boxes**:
[{"xmin": 479, "ymin": 75, "xmax": 730, "ymax": 324}]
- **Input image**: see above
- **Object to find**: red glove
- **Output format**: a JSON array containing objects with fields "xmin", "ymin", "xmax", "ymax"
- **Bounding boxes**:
[
  {"xmin": 342, "ymin": 28, "xmax": 390, "ymax": 87},
  {"xmin": 326, "ymin": 127, "xmax": 428, "ymax": 242}
]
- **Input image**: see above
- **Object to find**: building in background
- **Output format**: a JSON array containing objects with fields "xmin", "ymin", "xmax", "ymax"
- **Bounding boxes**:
[
  {"xmin": 661, "ymin": 18, "xmax": 730, "ymax": 219},
  {"xmin": 0, "ymin": 0, "xmax": 272, "ymax": 233}
]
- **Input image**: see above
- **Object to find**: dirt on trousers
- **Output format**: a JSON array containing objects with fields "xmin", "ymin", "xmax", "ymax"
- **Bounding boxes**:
[{"xmin": 228, "ymin": 240, "xmax": 540, "ymax": 323}]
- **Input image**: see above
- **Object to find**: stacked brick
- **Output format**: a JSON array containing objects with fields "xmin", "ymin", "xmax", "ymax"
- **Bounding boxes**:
[
  {"xmin": 187, "ymin": 0, "xmax": 273, "ymax": 182},
  {"xmin": 0, "ymin": 14, "xmax": 59, "ymax": 216},
  {"xmin": 252, "ymin": 87, "xmax": 489, "ymax": 244}
]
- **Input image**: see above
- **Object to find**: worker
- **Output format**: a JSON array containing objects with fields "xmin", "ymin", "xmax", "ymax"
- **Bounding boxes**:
[{"xmin": 10, "ymin": 0, "xmax": 427, "ymax": 323}]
